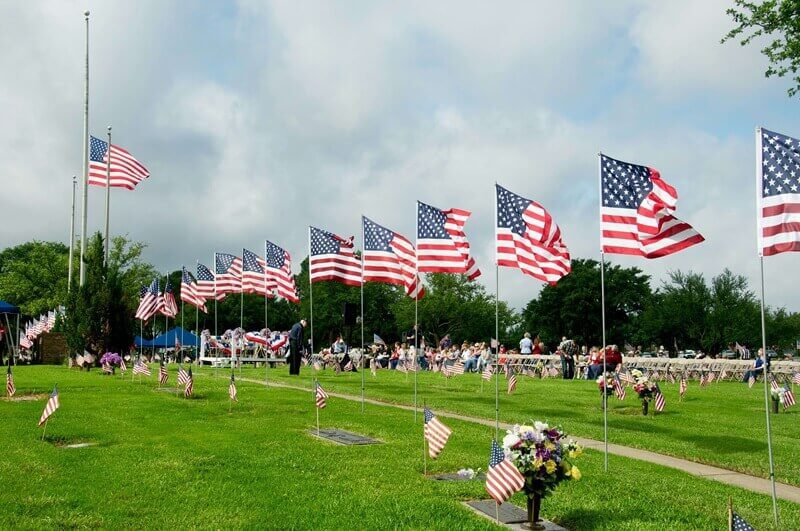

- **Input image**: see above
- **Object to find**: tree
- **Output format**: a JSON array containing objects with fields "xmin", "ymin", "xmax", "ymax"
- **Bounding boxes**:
[
  {"xmin": 705, "ymin": 269, "xmax": 761, "ymax": 354},
  {"xmin": 0, "ymin": 241, "xmax": 69, "ymax": 316},
  {"xmin": 521, "ymin": 259, "xmax": 652, "ymax": 348},
  {"xmin": 724, "ymin": 0, "xmax": 800, "ymax": 97}
]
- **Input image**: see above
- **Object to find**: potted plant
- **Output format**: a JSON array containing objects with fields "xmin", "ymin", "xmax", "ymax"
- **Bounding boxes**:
[
  {"xmin": 502, "ymin": 422, "xmax": 583, "ymax": 529},
  {"xmin": 99, "ymin": 352, "xmax": 122, "ymax": 375}
]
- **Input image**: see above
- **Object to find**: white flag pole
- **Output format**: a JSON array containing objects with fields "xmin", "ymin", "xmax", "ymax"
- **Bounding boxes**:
[
  {"xmin": 78, "ymin": 11, "xmax": 90, "ymax": 286},
  {"xmin": 494, "ymin": 184, "xmax": 500, "ymax": 440},
  {"xmin": 598, "ymin": 152, "xmax": 609, "ymax": 473},
  {"xmin": 360, "ymin": 217, "xmax": 365, "ymax": 413},
  {"xmin": 414, "ymin": 203, "xmax": 420, "ymax": 423},
  {"xmin": 103, "ymin": 125, "xmax": 112, "ymax": 262},
  {"xmin": 68, "ymin": 175, "xmax": 77, "ymax": 291}
]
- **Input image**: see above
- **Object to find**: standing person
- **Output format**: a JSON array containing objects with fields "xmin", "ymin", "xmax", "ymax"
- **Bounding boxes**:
[
  {"xmin": 288, "ymin": 319, "xmax": 307, "ymax": 375},
  {"xmin": 532, "ymin": 335, "xmax": 543, "ymax": 357},
  {"xmin": 519, "ymin": 332, "xmax": 533, "ymax": 355}
]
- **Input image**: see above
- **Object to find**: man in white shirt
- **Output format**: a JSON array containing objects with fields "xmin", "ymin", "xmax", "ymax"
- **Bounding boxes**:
[{"xmin": 520, "ymin": 332, "xmax": 533, "ymax": 354}]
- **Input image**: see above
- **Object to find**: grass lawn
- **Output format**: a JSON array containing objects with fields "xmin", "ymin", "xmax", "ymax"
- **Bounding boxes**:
[
  {"xmin": 250, "ymin": 365, "xmax": 800, "ymax": 487},
  {"xmin": 0, "ymin": 365, "xmax": 796, "ymax": 530}
]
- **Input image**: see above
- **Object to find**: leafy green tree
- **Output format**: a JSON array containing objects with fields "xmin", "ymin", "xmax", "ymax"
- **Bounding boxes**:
[
  {"xmin": 0, "ymin": 241, "xmax": 69, "ymax": 316},
  {"xmin": 705, "ymin": 269, "xmax": 761, "ymax": 354},
  {"xmin": 724, "ymin": 0, "xmax": 800, "ymax": 97},
  {"xmin": 521, "ymin": 259, "xmax": 652, "ymax": 348}
]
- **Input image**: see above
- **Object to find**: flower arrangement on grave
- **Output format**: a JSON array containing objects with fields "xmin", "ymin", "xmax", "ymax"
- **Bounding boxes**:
[
  {"xmin": 596, "ymin": 372, "xmax": 615, "ymax": 395},
  {"xmin": 100, "ymin": 352, "xmax": 122, "ymax": 367},
  {"xmin": 502, "ymin": 422, "xmax": 582, "ymax": 529},
  {"xmin": 631, "ymin": 369, "xmax": 658, "ymax": 414},
  {"xmin": 770, "ymin": 387, "xmax": 790, "ymax": 413}
]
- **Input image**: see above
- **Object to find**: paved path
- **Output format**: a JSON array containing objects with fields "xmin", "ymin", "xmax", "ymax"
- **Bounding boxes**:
[{"xmin": 234, "ymin": 376, "xmax": 800, "ymax": 504}]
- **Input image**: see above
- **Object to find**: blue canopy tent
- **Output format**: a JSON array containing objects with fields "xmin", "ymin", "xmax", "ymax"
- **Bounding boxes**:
[
  {"xmin": 148, "ymin": 327, "xmax": 199, "ymax": 349},
  {"xmin": 134, "ymin": 335, "xmax": 151, "ymax": 348}
]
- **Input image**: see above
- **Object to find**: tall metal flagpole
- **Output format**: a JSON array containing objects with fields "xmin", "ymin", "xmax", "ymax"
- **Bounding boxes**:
[
  {"xmin": 195, "ymin": 260, "xmax": 200, "ymax": 366},
  {"xmin": 598, "ymin": 153, "xmax": 609, "ymax": 473},
  {"xmin": 494, "ymin": 185, "xmax": 500, "ymax": 439},
  {"xmin": 181, "ymin": 297, "xmax": 184, "ymax": 363},
  {"xmin": 164, "ymin": 273, "xmax": 168, "ymax": 363},
  {"xmin": 308, "ymin": 227, "xmax": 314, "ymax": 363},
  {"xmin": 240, "ymin": 248, "xmax": 245, "ymax": 332},
  {"xmin": 414, "ymin": 203, "xmax": 420, "ymax": 423},
  {"xmin": 755, "ymin": 127, "xmax": 779, "ymax": 526},
  {"xmin": 78, "ymin": 11, "xmax": 90, "ymax": 286},
  {"xmin": 103, "ymin": 125, "xmax": 112, "ymax": 263},
  {"xmin": 68, "ymin": 176, "xmax": 76, "ymax": 291},
  {"xmin": 264, "ymin": 240, "xmax": 270, "ymax": 383},
  {"xmin": 213, "ymin": 253, "xmax": 218, "ymax": 338},
  {"xmin": 360, "ymin": 217, "xmax": 365, "ymax": 413}
]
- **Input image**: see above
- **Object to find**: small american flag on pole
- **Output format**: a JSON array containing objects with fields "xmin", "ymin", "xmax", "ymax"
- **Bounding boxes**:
[
  {"xmin": 792, "ymin": 372, "xmax": 800, "ymax": 385},
  {"xmin": 495, "ymin": 184, "xmax": 571, "ymax": 284},
  {"xmin": 315, "ymin": 382, "xmax": 328, "ymax": 409},
  {"xmin": 229, "ymin": 374, "xmax": 238, "ymax": 402},
  {"xmin": 600, "ymin": 154, "xmax": 704, "ymax": 258},
  {"xmin": 177, "ymin": 366, "xmax": 190, "ymax": 386},
  {"xmin": 748, "ymin": 374, "xmax": 756, "ymax": 388},
  {"xmin": 38, "ymin": 385, "xmax": 60, "ymax": 426},
  {"xmin": 309, "ymin": 227, "xmax": 362, "ymax": 286},
  {"xmin": 654, "ymin": 385, "xmax": 665, "ymax": 412},
  {"xmin": 180, "ymin": 267, "xmax": 207, "ymax": 313},
  {"xmin": 482, "ymin": 363, "xmax": 494, "ymax": 381},
  {"xmin": 485, "ymin": 439, "xmax": 524, "ymax": 504},
  {"xmin": 416, "ymin": 201, "xmax": 481, "ymax": 279},
  {"xmin": 757, "ymin": 127, "xmax": 800, "ymax": 256},
  {"xmin": 184, "ymin": 368, "xmax": 194, "ymax": 397},
  {"xmin": 362, "ymin": 216, "xmax": 424, "ymax": 299},
  {"xmin": 120, "ymin": 358, "xmax": 127, "ymax": 373},
  {"xmin": 423, "ymin": 407, "xmax": 452, "ymax": 458},
  {"xmin": 771, "ymin": 376, "xmax": 780, "ymax": 392},
  {"xmin": 88, "ymin": 135, "xmax": 149, "ymax": 190},
  {"xmin": 782, "ymin": 384, "xmax": 796, "ymax": 409},
  {"xmin": 6, "ymin": 363, "xmax": 15, "ymax": 397},
  {"xmin": 613, "ymin": 375, "xmax": 626, "ymax": 400},
  {"xmin": 158, "ymin": 362, "xmax": 168, "ymax": 385},
  {"xmin": 265, "ymin": 241, "xmax": 300, "ymax": 303},
  {"xmin": 679, "ymin": 376, "xmax": 687, "ymax": 398},
  {"xmin": 133, "ymin": 360, "xmax": 151, "ymax": 377}
]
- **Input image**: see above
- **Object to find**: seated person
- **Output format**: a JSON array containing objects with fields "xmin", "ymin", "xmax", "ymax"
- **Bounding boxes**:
[
  {"xmin": 603, "ymin": 345, "xmax": 623, "ymax": 372},
  {"xmin": 389, "ymin": 343, "xmax": 401, "ymax": 370},
  {"xmin": 586, "ymin": 346, "xmax": 603, "ymax": 380},
  {"xmin": 742, "ymin": 348, "xmax": 767, "ymax": 383}
]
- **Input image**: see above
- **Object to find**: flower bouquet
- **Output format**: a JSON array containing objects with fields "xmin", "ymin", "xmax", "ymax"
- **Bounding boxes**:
[
  {"xmin": 502, "ymin": 422, "xmax": 582, "ymax": 529},
  {"xmin": 100, "ymin": 352, "xmax": 122, "ymax": 375},
  {"xmin": 770, "ymin": 387, "xmax": 790, "ymax": 413},
  {"xmin": 631, "ymin": 369, "xmax": 656, "ymax": 415}
]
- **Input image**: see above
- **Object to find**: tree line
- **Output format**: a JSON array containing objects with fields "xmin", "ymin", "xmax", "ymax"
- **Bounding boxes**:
[{"xmin": 1, "ymin": 239, "xmax": 797, "ymax": 356}]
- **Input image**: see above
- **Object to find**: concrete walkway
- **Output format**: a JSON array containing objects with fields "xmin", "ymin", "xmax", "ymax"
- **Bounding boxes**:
[{"xmin": 234, "ymin": 376, "xmax": 800, "ymax": 504}]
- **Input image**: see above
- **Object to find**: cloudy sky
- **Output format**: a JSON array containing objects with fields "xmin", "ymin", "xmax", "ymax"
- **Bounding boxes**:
[{"xmin": 3, "ymin": 1, "xmax": 798, "ymax": 311}]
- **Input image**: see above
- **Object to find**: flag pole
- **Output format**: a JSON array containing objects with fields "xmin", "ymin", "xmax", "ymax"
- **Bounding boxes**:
[
  {"xmin": 315, "ymin": 380, "xmax": 320, "ymax": 437},
  {"xmin": 414, "ymin": 202, "xmax": 419, "ymax": 423},
  {"xmin": 598, "ymin": 152, "xmax": 609, "ymax": 473},
  {"xmin": 240, "ymin": 248, "xmax": 244, "ymax": 332},
  {"xmin": 422, "ymin": 399, "xmax": 427, "ymax": 476},
  {"xmin": 195, "ymin": 260, "xmax": 200, "ymax": 366},
  {"xmin": 103, "ymin": 125, "xmax": 112, "ymax": 263},
  {"xmin": 78, "ymin": 10, "xmax": 90, "ymax": 286},
  {"xmin": 41, "ymin": 418, "xmax": 49, "ymax": 442},
  {"xmin": 264, "ymin": 241, "xmax": 269, "ymax": 384},
  {"xmin": 308, "ymin": 227, "xmax": 314, "ymax": 370},
  {"xmin": 755, "ymin": 126, "xmax": 779, "ymax": 527},
  {"xmin": 68, "ymin": 175, "xmax": 77, "ymax": 291},
  {"xmin": 360, "ymin": 217, "xmax": 365, "ymax": 414},
  {"xmin": 164, "ymin": 273, "xmax": 168, "ymax": 365},
  {"xmin": 494, "ymin": 183, "xmax": 500, "ymax": 440}
]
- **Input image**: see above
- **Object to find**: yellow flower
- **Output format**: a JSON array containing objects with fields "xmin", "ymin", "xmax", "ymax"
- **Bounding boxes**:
[
  {"xmin": 561, "ymin": 461, "xmax": 571, "ymax": 473},
  {"xmin": 544, "ymin": 460, "xmax": 557, "ymax": 474},
  {"xmin": 569, "ymin": 448, "xmax": 582, "ymax": 459},
  {"xmin": 533, "ymin": 458, "xmax": 543, "ymax": 470},
  {"xmin": 544, "ymin": 441, "xmax": 555, "ymax": 451},
  {"xmin": 571, "ymin": 466, "xmax": 581, "ymax": 480}
]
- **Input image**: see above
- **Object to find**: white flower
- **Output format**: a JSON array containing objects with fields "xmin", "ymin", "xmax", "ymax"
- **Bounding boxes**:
[
  {"xmin": 534, "ymin": 421, "xmax": 549, "ymax": 432},
  {"xmin": 502, "ymin": 432, "xmax": 521, "ymax": 450}
]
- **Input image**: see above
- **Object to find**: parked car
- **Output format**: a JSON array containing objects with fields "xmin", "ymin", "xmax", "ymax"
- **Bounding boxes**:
[
  {"xmin": 719, "ymin": 350, "xmax": 738, "ymax": 359},
  {"xmin": 766, "ymin": 349, "xmax": 779, "ymax": 359},
  {"xmin": 640, "ymin": 351, "xmax": 655, "ymax": 358},
  {"xmin": 678, "ymin": 350, "xmax": 697, "ymax": 359}
]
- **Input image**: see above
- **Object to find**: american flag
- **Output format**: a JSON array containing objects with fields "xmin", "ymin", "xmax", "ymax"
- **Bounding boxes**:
[
  {"xmin": 315, "ymin": 382, "xmax": 328, "ymax": 409},
  {"xmin": 161, "ymin": 277, "xmax": 178, "ymax": 317},
  {"xmin": 719, "ymin": 369, "xmax": 729, "ymax": 381},
  {"xmin": 133, "ymin": 360, "xmax": 151, "ymax": 376},
  {"xmin": 102, "ymin": 362, "xmax": 112, "ymax": 374},
  {"xmin": 177, "ymin": 365, "xmax": 190, "ymax": 386},
  {"xmin": 450, "ymin": 360, "xmax": 465, "ymax": 376},
  {"xmin": 309, "ymin": 226, "xmax": 362, "ymax": 286},
  {"xmin": 699, "ymin": 373, "xmax": 708, "ymax": 387},
  {"xmin": 416, "ymin": 201, "xmax": 481, "ymax": 279},
  {"xmin": 667, "ymin": 372, "xmax": 676, "ymax": 384},
  {"xmin": 6, "ymin": 363, "xmax": 15, "ymax": 397},
  {"xmin": 180, "ymin": 267, "xmax": 207, "ymax": 312},
  {"xmin": 229, "ymin": 374, "xmax": 238, "ymax": 402},
  {"xmin": 600, "ymin": 154, "xmax": 704, "ymax": 258},
  {"xmin": 397, "ymin": 361, "xmax": 407, "ymax": 374},
  {"xmin": 482, "ymin": 363, "xmax": 494, "ymax": 381},
  {"xmin": 748, "ymin": 374, "xmax": 756, "ymax": 388},
  {"xmin": 38, "ymin": 385, "xmax": 60, "ymax": 426},
  {"xmin": 495, "ymin": 184, "xmax": 571, "ymax": 284},
  {"xmin": 507, "ymin": 368, "xmax": 517, "ymax": 394},
  {"xmin": 679, "ymin": 376, "xmax": 687, "ymax": 398},
  {"xmin": 313, "ymin": 361, "xmax": 322, "ymax": 371},
  {"xmin": 87, "ymin": 135, "xmax": 150, "ymax": 190},
  {"xmin": 120, "ymin": 358, "xmax": 127, "ymax": 373},
  {"xmin": 707, "ymin": 372, "xmax": 716, "ymax": 384},
  {"xmin": 757, "ymin": 127, "xmax": 800, "ymax": 255},
  {"xmin": 423, "ymin": 408, "xmax": 452, "ymax": 458},
  {"xmin": 731, "ymin": 512, "xmax": 755, "ymax": 531},
  {"xmin": 158, "ymin": 362, "xmax": 168, "ymax": 385},
  {"xmin": 792, "ymin": 372, "xmax": 800, "ymax": 385},
  {"xmin": 184, "ymin": 368, "xmax": 194, "ymax": 397},
  {"xmin": 782, "ymin": 384, "xmax": 796, "ymax": 408},
  {"xmin": 196, "ymin": 263, "xmax": 224, "ymax": 301},
  {"xmin": 135, "ymin": 278, "xmax": 165, "ymax": 321},
  {"xmin": 613, "ymin": 376, "xmax": 626, "ymax": 400},
  {"xmin": 19, "ymin": 332, "xmax": 32, "ymax": 350},
  {"xmin": 620, "ymin": 370, "xmax": 636, "ymax": 386},
  {"xmin": 242, "ymin": 248, "xmax": 270, "ymax": 297},
  {"xmin": 485, "ymin": 439, "xmax": 525, "ymax": 504},
  {"xmin": 343, "ymin": 359, "xmax": 353, "ymax": 372},
  {"xmin": 654, "ymin": 385, "xmax": 665, "ymax": 412},
  {"xmin": 770, "ymin": 376, "xmax": 780, "ymax": 392},
  {"xmin": 362, "ymin": 216, "xmax": 425, "ymax": 299},
  {"xmin": 264, "ymin": 241, "xmax": 300, "ymax": 303},
  {"xmin": 215, "ymin": 253, "xmax": 243, "ymax": 295}
]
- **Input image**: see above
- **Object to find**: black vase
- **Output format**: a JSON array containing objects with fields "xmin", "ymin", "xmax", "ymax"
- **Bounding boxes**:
[
  {"xmin": 642, "ymin": 399, "xmax": 649, "ymax": 416},
  {"xmin": 772, "ymin": 398, "xmax": 779, "ymax": 414},
  {"xmin": 523, "ymin": 493, "xmax": 543, "ymax": 530}
]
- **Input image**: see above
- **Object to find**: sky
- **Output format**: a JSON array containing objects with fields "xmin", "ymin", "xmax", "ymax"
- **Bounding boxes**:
[{"xmin": 2, "ymin": 1, "xmax": 799, "ymax": 311}]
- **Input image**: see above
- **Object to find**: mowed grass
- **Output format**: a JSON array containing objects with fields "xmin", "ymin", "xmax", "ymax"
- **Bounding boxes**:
[
  {"xmin": 0, "ymin": 366, "xmax": 796, "ymax": 530},
  {"xmin": 252, "ymin": 365, "xmax": 800, "ymax": 487}
]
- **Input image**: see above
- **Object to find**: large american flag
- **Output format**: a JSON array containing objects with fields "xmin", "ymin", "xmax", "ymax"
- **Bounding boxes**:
[
  {"xmin": 309, "ymin": 226, "xmax": 362, "ymax": 286},
  {"xmin": 600, "ymin": 154, "xmax": 704, "ymax": 258},
  {"xmin": 265, "ymin": 241, "xmax": 300, "ymax": 303},
  {"xmin": 215, "ymin": 253, "xmax": 243, "ymax": 295},
  {"xmin": 495, "ymin": 184, "xmax": 571, "ymax": 284},
  {"xmin": 363, "ymin": 216, "xmax": 425, "ymax": 299},
  {"xmin": 161, "ymin": 277, "xmax": 178, "ymax": 317},
  {"xmin": 180, "ymin": 267, "xmax": 207, "ymax": 312},
  {"xmin": 417, "ymin": 201, "xmax": 481, "ymax": 279},
  {"xmin": 38, "ymin": 385, "xmax": 60, "ymax": 426},
  {"xmin": 242, "ymin": 248, "xmax": 270, "ymax": 297},
  {"xmin": 135, "ymin": 278, "xmax": 165, "ymax": 321},
  {"xmin": 423, "ymin": 407, "xmax": 452, "ymax": 458},
  {"xmin": 485, "ymin": 439, "xmax": 525, "ymax": 504},
  {"xmin": 6, "ymin": 363, "xmax": 14, "ymax": 397},
  {"xmin": 88, "ymin": 135, "xmax": 149, "ymax": 189},
  {"xmin": 196, "ymin": 263, "xmax": 224, "ymax": 301},
  {"xmin": 757, "ymin": 127, "xmax": 800, "ymax": 256}
]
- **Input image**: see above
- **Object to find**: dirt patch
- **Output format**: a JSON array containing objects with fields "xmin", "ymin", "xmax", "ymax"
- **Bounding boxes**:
[{"xmin": 2, "ymin": 393, "xmax": 48, "ymax": 402}]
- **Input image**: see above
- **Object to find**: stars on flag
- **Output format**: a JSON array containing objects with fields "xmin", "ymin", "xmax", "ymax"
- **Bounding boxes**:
[
  {"xmin": 758, "ymin": 127, "xmax": 800, "ymax": 256},
  {"xmin": 485, "ymin": 439, "xmax": 524, "ymax": 504},
  {"xmin": 417, "ymin": 201, "xmax": 481, "ymax": 279},
  {"xmin": 423, "ymin": 407, "xmax": 452, "ymax": 459}
]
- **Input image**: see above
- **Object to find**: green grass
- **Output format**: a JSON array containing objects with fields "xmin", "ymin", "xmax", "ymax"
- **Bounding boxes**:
[
  {"xmin": 249, "ymin": 365, "xmax": 800, "ymax": 487},
  {"xmin": 0, "ymin": 365, "xmax": 796, "ymax": 530}
]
